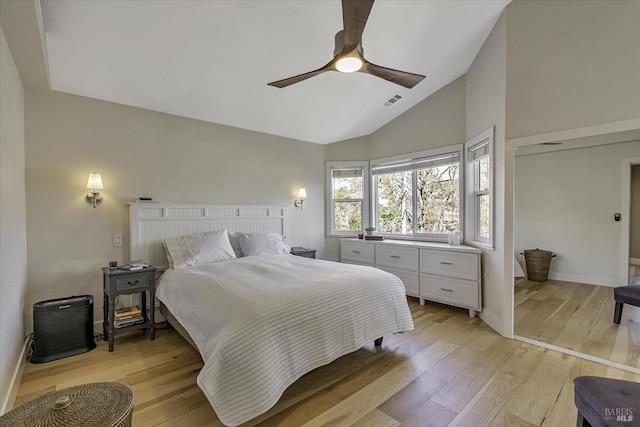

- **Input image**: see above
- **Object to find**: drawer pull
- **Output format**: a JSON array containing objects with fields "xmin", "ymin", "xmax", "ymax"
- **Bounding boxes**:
[
  {"xmin": 440, "ymin": 288, "xmax": 453, "ymax": 292},
  {"xmin": 439, "ymin": 262, "xmax": 453, "ymax": 265},
  {"xmin": 352, "ymin": 250, "xmax": 361, "ymax": 254},
  {"xmin": 127, "ymin": 280, "xmax": 139, "ymax": 286},
  {"xmin": 390, "ymin": 255, "xmax": 401, "ymax": 259}
]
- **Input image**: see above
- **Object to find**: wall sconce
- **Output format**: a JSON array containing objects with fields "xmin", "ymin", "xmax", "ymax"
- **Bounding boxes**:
[
  {"xmin": 294, "ymin": 187, "xmax": 306, "ymax": 209},
  {"xmin": 86, "ymin": 172, "xmax": 104, "ymax": 208}
]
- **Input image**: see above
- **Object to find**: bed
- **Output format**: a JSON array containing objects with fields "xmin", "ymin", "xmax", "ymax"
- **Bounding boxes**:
[{"xmin": 129, "ymin": 203, "xmax": 414, "ymax": 426}]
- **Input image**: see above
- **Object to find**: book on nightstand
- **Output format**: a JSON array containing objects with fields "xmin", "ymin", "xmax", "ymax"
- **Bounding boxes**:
[
  {"xmin": 365, "ymin": 235, "xmax": 384, "ymax": 241},
  {"xmin": 114, "ymin": 305, "xmax": 141, "ymax": 318},
  {"xmin": 117, "ymin": 260, "xmax": 149, "ymax": 271},
  {"xmin": 114, "ymin": 316, "xmax": 144, "ymax": 328},
  {"xmin": 114, "ymin": 305, "xmax": 144, "ymax": 328}
]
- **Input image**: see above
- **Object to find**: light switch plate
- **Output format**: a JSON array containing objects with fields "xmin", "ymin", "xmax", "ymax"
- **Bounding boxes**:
[{"xmin": 113, "ymin": 234, "xmax": 122, "ymax": 247}]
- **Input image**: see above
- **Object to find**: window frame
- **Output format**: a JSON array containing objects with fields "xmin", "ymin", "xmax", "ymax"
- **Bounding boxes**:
[
  {"xmin": 325, "ymin": 161, "xmax": 370, "ymax": 236},
  {"xmin": 371, "ymin": 145, "xmax": 464, "ymax": 242},
  {"xmin": 464, "ymin": 127, "xmax": 494, "ymax": 249}
]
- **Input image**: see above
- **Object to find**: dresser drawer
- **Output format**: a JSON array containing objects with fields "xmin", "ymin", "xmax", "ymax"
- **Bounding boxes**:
[
  {"xmin": 115, "ymin": 273, "xmax": 151, "ymax": 292},
  {"xmin": 420, "ymin": 249, "xmax": 479, "ymax": 281},
  {"xmin": 420, "ymin": 274, "xmax": 479, "ymax": 310},
  {"xmin": 341, "ymin": 242, "xmax": 374, "ymax": 265},
  {"xmin": 375, "ymin": 245, "xmax": 419, "ymax": 271},
  {"xmin": 377, "ymin": 266, "xmax": 419, "ymax": 297}
]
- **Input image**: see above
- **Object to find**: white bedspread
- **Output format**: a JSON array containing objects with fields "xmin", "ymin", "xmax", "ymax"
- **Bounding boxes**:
[{"xmin": 156, "ymin": 254, "xmax": 414, "ymax": 426}]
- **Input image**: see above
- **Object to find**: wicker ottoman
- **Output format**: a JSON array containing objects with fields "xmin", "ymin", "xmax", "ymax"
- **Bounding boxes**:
[{"xmin": 0, "ymin": 382, "xmax": 133, "ymax": 427}]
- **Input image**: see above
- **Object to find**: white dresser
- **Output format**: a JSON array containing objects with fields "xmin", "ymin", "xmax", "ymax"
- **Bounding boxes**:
[{"xmin": 340, "ymin": 239, "xmax": 482, "ymax": 317}]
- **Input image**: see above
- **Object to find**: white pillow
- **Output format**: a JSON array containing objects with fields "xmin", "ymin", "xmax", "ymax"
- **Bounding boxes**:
[
  {"xmin": 236, "ymin": 232, "xmax": 291, "ymax": 257},
  {"xmin": 227, "ymin": 232, "xmax": 244, "ymax": 258},
  {"xmin": 163, "ymin": 229, "xmax": 236, "ymax": 268},
  {"xmin": 162, "ymin": 240, "xmax": 175, "ymax": 269}
]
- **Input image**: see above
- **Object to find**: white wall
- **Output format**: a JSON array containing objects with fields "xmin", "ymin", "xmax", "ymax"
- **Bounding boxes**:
[
  {"xmin": 321, "ymin": 76, "xmax": 468, "ymax": 263},
  {"xmin": 515, "ymin": 141, "xmax": 640, "ymax": 286},
  {"xmin": 505, "ymin": 0, "xmax": 640, "ymax": 140},
  {"xmin": 504, "ymin": 0, "xmax": 640, "ymax": 336},
  {"xmin": 0, "ymin": 27, "xmax": 27, "ymax": 412},
  {"xmin": 24, "ymin": 89, "xmax": 326, "ymax": 326},
  {"xmin": 367, "ymin": 76, "xmax": 467, "ymax": 160},
  {"xmin": 465, "ymin": 12, "xmax": 508, "ymax": 334}
]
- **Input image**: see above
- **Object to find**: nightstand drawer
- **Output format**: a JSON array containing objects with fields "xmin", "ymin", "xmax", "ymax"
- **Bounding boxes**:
[
  {"xmin": 115, "ymin": 273, "xmax": 150, "ymax": 292},
  {"xmin": 375, "ymin": 245, "xmax": 419, "ymax": 270},
  {"xmin": 341, "ymin": 242, "xmax": 374, "ymax": 264}
]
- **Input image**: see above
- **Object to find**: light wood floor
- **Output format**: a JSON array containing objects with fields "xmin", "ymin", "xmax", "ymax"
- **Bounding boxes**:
[
  {"xmin": 514, "ymin": 265, "xmax": 640, "ymax": 369},
  {"xmin": 15, "ymin": 298, "xmax": 640, "ymax": 427}
]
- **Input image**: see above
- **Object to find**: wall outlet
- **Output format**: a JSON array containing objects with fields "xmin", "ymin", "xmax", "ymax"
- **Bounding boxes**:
[{"xmin": 113, "ymin": 234, "xmax": 122, "ymax": 247}]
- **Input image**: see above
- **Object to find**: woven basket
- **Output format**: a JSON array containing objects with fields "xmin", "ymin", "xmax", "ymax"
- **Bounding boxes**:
[
  {"xmin": 0, "ymin": 382, "xmax": 133, "ymax": 427},
  {"xmin": 522, "ymin": 248, "xmax": 555, "ymax": 282}
]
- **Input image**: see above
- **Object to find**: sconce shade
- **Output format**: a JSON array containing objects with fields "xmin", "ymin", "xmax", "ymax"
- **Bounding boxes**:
[
  {"xmin": 294, "ymin": 187, "xmax": 306, "ymax": 209},
  {"xmin": 87, "ymin": 173, "xmax": 103, "ymax": 190},
  {"xmin": 86, "ymin": 172, "xmax": 103, "ymax": 208}
]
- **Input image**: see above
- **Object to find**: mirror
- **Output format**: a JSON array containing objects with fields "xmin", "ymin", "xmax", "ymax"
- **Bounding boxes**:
[{"xmin": 513, "ymin": 126, "xmax": 640, "ymax": 369}]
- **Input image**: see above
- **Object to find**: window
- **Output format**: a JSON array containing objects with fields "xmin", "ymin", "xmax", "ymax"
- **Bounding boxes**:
[
  {"xmin": 372, "ymin": 146, "xmax": 462, "ymax": 240},
  {"xmin": 326, "ymin": 161, "xmax": 369, "ymax": 235},
  {"xmin": 465, "ymin": 127, "xmax": 494, "ymax": 247}
]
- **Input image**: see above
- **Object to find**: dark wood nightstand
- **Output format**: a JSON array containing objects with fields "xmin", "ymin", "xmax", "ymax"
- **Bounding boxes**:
[
  {"xmin": 102, "ymin": 266, "xmax": 156, "ymax": 351},
  {"xmin": 290, "ymin": 249, "xmax": 316, "ymax": 259}
]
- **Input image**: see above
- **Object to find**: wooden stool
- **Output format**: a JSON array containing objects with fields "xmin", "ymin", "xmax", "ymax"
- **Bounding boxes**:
[
  {"xmin": 0, "ymin": 382, "xmax": 133, "ymax": 426},
  {"xmin": 613, "ymin": 285, "xmax": 640, "ymax": 324},
  {"xmin": 574, "ymin": 376, "xmax": 639, "ymax": 426}
]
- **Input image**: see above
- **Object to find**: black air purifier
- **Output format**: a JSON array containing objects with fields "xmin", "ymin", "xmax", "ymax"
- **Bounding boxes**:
[{"xmin": 31, "ymin": 295, "xmax": 96, "ymax": 363}]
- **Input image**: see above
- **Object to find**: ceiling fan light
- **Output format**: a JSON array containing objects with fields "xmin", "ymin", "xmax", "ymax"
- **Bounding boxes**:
[{"xmin": 336, "ymin": 57, "xmax": 363, "ymax": 73}]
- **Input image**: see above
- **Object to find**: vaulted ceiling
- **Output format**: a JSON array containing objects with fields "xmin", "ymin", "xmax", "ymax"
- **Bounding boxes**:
[{"xmin": 39, "ymin": 0, "xmax": 510, "ymax": 144}]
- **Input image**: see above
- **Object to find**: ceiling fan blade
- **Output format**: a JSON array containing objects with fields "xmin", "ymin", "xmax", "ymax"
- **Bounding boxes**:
[
  {"xmin": 267, "ymin": 60, "xmax": 336, "ymax": 88},
  {"xmin": 360, "ymin": 59, "xmax": 425, "ymax": 89},
  {"xmin": 341, "ymin": 0, "xmax": 374, "ymax": 53}
]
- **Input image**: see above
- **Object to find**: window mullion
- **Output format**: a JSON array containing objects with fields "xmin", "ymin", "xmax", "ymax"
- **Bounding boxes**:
[
  {"xmin": 332, "ymin": 198, "xmax": 363, "ymax": 203},
  {"xmin": 412, "ymin": 169, "xmax": 418, "ymax": 235}
]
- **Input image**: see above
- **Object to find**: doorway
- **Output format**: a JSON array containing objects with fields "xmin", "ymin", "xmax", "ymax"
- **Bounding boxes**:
[{"xmin": 508, "ymin": 119, "xmax": 640, "ymax": 372}]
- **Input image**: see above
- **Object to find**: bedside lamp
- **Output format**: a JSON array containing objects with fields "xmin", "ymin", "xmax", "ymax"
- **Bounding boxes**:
[
  {"xmin": 86, "ymin": 172, "xmax": 103, "ymax": 208},
  {"xmin": 294, "ymin": 187, "xmax": 306, "ymax": 209}
]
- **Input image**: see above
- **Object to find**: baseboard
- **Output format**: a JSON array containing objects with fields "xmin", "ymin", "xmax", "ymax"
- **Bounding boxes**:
[
  {"xmin": 548, "ymin": 272, "xmax": 624, "ymax": 288},
  {"xmin": 0, "ymin": 336, "xmax": 29, "ymax": 415},
  {"xmin": 630, "ymin": 258, "xmax": 640, "ymax": 266},
  {"xmin": 514, "ymin": 335, "xmax": 640, "ymax": 375}
]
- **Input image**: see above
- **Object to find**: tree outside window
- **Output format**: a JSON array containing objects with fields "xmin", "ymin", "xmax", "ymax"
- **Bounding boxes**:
[
  {"xmin": 326, "ymin": 161, "xmax": 369, "ymax": 235},
  {"xmin": 333, "ymin": 173, "xmax": 362, "ymax": 231},
  {"xmin": 373, "ymin": 149, "xmax": 462, "ymax": 239},
  {"xmin": 416, "ymin": 164, "xmax": 459, "ymax": 233}
]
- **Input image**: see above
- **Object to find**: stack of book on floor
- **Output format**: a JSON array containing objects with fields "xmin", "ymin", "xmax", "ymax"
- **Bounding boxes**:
[{"xmin": 114, "ymin": 305, "xmax": 144, "ymax": 329}]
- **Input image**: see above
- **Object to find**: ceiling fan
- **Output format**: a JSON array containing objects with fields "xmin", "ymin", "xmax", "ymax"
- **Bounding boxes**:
[{"xmin": 267, "ymin": 0, "xmax": 425, "ymax": 89}]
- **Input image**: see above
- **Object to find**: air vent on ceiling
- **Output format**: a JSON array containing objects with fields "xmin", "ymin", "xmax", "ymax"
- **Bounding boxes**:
[{"xmin": 383, "ymin": 94, "xmax": 403, "ymax": 107}]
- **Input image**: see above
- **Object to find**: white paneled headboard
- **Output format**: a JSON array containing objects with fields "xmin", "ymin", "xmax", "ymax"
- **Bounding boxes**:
[{"xmin": 128, "ymin": 203, "xmax": 287, "ymax": 269}]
